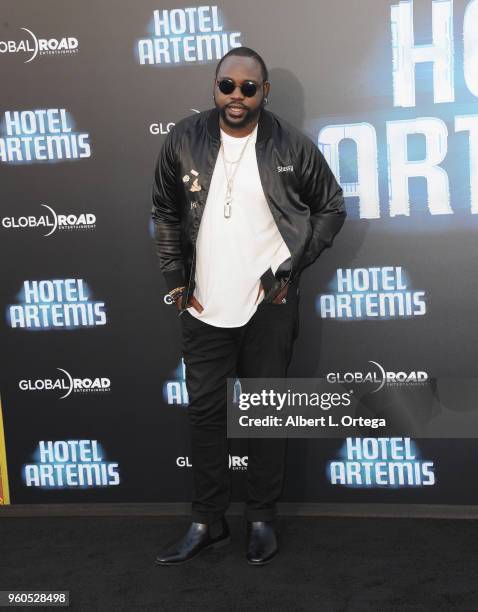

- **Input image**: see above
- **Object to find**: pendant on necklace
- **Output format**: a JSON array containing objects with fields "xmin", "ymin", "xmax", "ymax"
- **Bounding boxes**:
[{"xmin": 224, "ymin": 200, "xmax": 232, "ymax": 219}]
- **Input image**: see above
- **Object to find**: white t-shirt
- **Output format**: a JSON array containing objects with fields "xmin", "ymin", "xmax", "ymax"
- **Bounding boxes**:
[{"xmin": 187, "ymin": 124, "xmax": 291, "ymax": 327}]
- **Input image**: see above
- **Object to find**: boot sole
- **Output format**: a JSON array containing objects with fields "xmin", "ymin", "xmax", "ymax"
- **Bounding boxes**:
[
  {"xmin": 155, "ymin": 535, "xmax": 231, "ymax": 566},
  {"xmin": 246, "ymin": 551, "xmax": 278, "ymax": 566}
]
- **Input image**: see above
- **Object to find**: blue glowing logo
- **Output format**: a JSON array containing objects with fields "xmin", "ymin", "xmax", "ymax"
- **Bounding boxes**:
[
  {"xmin": 318, "ymin": 266, "xmax": 426, "ymax": 320},
  {"xmin": 311, "ymin": 0, "xmax": 478, "ymax": 228},
  {"xmin": 23, "ymin": 440, "xmax": 120, "ymax": 489},
  {"xmin": 327, "ymin": 437, "xmax": 435, "ymax": 488},
  {"xmin": 0, "ymin": 109, "xmax": 91, "ymax": 163},
  {"xmin": 163, "ymin": 359, "xmax": 189, "ymax": 405},
  {"xmin": 137, "ymin": 6, "xmax": 242, "ymax": 66},
  {"xmin": 7, "ymin": 279, "xmax": 107, "ymax": 330}
]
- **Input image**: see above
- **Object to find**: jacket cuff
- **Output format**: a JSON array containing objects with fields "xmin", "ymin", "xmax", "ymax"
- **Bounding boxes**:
[
  {"xmin": 296, "ymin": 238, "xmax": 328, "ymax": 275},
  {"xmin": 163, "ymin": 267, "xmax": 186, "ymax": 292},
  {"xmin": 260, "ymin": 267, "xmax": 276, "ymax": 293}
]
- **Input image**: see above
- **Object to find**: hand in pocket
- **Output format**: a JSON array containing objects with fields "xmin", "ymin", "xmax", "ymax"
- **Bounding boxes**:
[{"xmin": 176, "ymin": 294, "xmax": 204, "ymax": 313}]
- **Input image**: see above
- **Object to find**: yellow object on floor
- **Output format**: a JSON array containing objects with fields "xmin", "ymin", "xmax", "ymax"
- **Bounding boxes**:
[{"xmin": 0, "ymin": 396, "xmax": 10, "ymax": 504}]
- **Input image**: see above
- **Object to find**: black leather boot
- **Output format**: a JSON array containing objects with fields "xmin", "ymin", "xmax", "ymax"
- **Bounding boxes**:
[
  {"xmin": 155, "ymin": 518, "xmax": 230, "ymax": 565},
  {"xmin": 246, "ymin": 520, "xmax": 278, "ymax": 565}
]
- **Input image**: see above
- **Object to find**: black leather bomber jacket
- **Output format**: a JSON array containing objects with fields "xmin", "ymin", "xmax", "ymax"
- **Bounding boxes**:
[{"xmin": 151, "ymin": 107, "xmax": 346, "ymax": 310}]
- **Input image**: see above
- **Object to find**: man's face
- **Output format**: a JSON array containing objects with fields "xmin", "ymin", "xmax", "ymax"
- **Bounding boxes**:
[{"xmin": 214, "ymin": 55, "xmax": 270, "ymax": 131}]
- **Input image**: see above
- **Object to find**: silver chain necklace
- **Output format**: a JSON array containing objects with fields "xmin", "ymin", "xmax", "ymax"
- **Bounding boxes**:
[{"xmin": 220, "ymin": 130, "xmax": 254, "ymax": 219}]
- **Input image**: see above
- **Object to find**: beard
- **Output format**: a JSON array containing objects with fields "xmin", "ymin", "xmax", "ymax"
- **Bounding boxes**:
[{"xmin": 217, "ymin": 100, "xmax": 263, "ymax": 130}]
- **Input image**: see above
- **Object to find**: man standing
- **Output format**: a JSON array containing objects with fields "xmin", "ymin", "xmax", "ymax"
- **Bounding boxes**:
[{"xmin": 152, "ymin": 47, "xmax": 346, "ymax": 565}]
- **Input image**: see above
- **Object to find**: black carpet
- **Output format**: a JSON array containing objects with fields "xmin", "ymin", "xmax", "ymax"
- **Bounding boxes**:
[{"xmin": 1, "ymin": 516, "xmax": 477, "ymax": 611}]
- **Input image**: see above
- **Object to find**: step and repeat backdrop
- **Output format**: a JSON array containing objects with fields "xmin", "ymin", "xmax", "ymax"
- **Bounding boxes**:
[{"xmin": 1, "ymin": 0, "xmax": 477, "ymax": 506}]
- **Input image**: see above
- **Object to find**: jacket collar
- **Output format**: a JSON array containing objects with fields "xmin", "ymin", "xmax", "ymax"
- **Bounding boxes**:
[{"xmin": 206, "ymin": 107, "xmax": 273, "ymax": 143}]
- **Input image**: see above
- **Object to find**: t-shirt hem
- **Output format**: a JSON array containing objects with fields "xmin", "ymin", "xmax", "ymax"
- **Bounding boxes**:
[{"xmin": 186, "ymin": 305, "xmax": 258, "ymax": 328}]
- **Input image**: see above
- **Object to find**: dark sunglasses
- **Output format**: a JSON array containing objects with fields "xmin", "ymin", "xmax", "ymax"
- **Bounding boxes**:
[{"xmin": 217, "ymin": 78, "xmax": 261, "ymax": 98}]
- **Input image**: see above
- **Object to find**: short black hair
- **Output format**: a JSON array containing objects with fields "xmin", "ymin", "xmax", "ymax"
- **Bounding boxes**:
[{"xmin": 215, "ymin": 46, "xmax": 269, "ymax": 82}]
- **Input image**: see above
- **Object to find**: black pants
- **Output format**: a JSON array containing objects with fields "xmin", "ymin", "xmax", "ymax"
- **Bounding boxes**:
[{"xmin": 180, "ymin": 280, "xmax": 300, "ymax": 524}]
